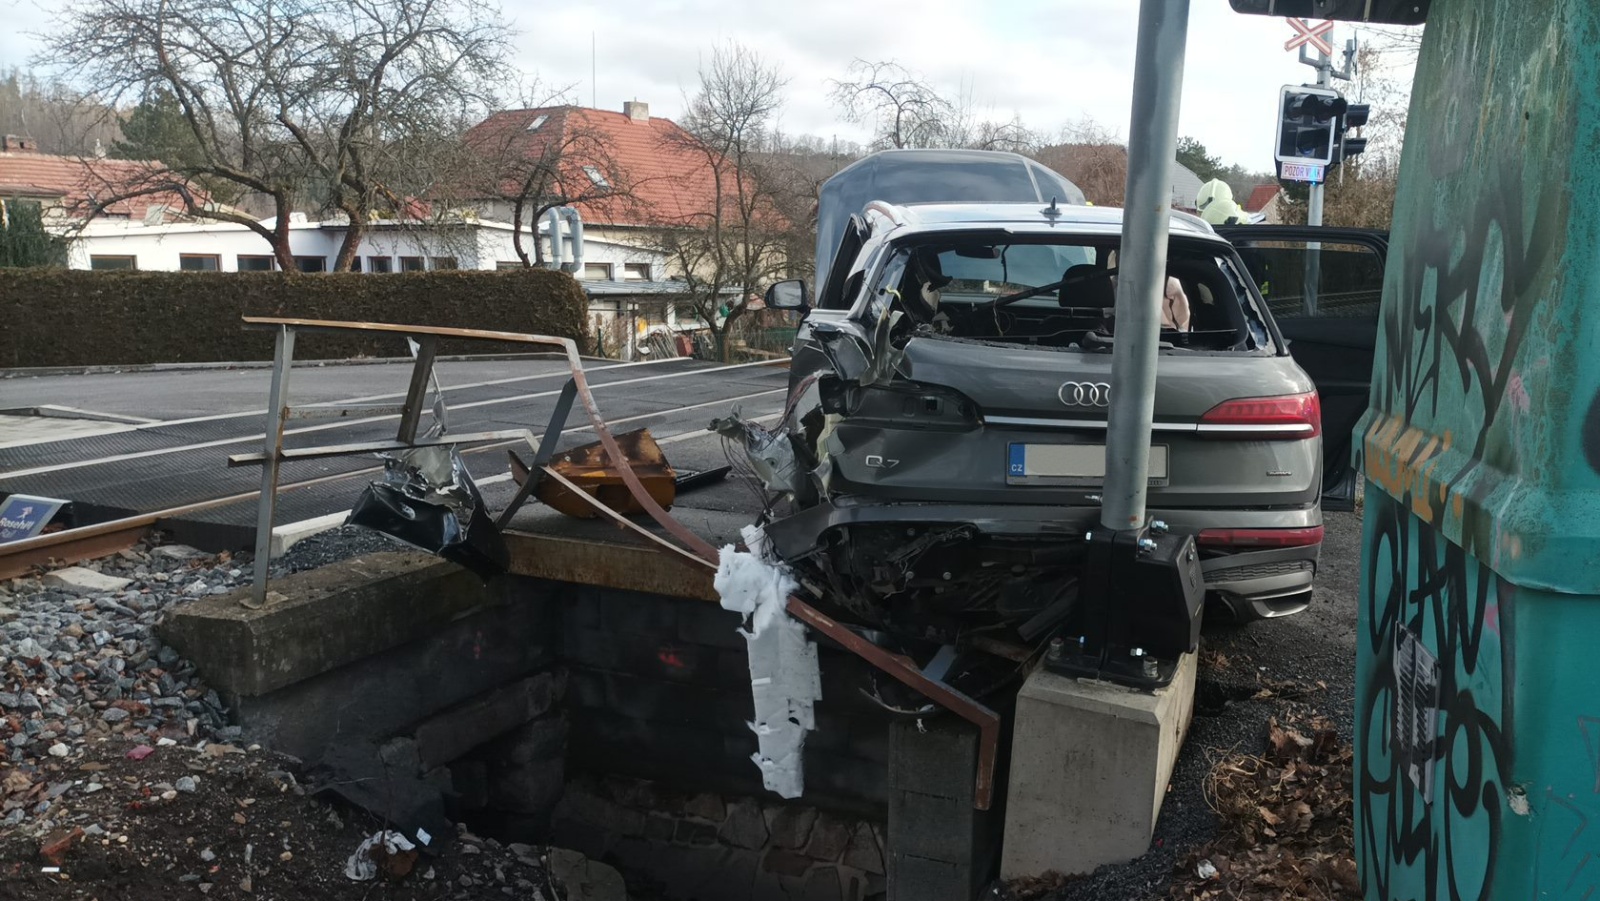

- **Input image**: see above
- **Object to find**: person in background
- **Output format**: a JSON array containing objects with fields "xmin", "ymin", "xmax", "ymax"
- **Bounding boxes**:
[{"xmin": 1197, "ymin": 179, "xmax": 1251, "ymax": 226}]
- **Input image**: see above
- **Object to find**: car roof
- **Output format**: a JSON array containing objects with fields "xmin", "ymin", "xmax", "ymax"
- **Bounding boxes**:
[{"xmin": 884, "ymin": 201, "xmax": 1218, "ymax": 240}]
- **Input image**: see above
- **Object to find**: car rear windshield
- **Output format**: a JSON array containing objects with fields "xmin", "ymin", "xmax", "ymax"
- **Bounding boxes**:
[{"xmin": 867, "ymin": 235, "xmax": 1271, "ymax": 353}]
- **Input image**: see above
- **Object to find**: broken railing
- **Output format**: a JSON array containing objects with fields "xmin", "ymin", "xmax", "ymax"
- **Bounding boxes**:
[{"xmin": 232, "ymin": 316, "xmax": 1002, "ymax": 810}]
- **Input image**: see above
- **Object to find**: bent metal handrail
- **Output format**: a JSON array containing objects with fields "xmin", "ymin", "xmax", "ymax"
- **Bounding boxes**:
[{"xmin": 237, "ymin": 316, "xmax": 1001, "ymax": 810}]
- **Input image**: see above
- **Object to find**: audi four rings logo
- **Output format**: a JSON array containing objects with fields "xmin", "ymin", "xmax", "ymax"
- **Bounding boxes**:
[{"xmin": 1059, "ymin": 381, "xmax": 1112, "ymax": 407}]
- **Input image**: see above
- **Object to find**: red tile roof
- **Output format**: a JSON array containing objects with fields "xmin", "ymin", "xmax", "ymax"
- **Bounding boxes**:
[
  {"xmin": 460, "ymin": 106, "xmax": 730, "ymax": 228},
  {"xmin": 0, "ymin": 150, "xmax": 208, "ymax": 221},
  {"xmin": 1243, "ymin": 183, "xmax": 1282, "ymax": 213}
]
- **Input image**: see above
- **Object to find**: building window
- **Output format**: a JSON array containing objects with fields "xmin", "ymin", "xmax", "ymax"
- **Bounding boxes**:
[
  {"xmin": 583, "ymin": 262, "xmax": 614, "ymax": 281},
  {"xmin": 237, "ymin": 255, "xmax": 275, "ymax": 271},
  {"xmin": 368, "ymin": 256, "xmax": 393, "ymax": 273},
  {"xmin": 429, "ymin": 257, "xmax": 458, "ymax": 270},
  {"xmin": 89, "ymin": 255, "xmax": 136, "ymax": 270},
  {"xmin": 294, "ymin": 256, "xmax": 327, "ymax": 273},
  {"xmin": 179, "ymin": 254, "xmax": 220, "ymax": 271},
  {"xmin": 583, "ymin": 165, "xmax": 610, "ymax": 188},
  {"xmin": 496, "ymin": 261, "xmax": 525, "ymax": 270},
  {"xmin": 525, "ymin": 114, "xmax": 548, "ymax": 131},
  {"xmin": 399, "ymin": 256, "xmax": 425, "ymax": 272},
  {"xmin": 623, "ymin": 263, "xmax": 651, "ymax": 281},
  {"xmin": 348, "ymin": 257, "xmax": 362, "ymax": 273}
]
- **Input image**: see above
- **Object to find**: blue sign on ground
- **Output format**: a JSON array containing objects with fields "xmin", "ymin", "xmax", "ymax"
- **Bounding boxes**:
[{"xmin": 0, "ymin": 495, "xmax": 67, "ymax": 543}]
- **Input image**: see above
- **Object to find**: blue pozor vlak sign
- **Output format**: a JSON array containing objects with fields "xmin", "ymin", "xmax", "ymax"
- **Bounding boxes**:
[{"xmin": 0, "ymin": 495, "xmax": 66, "ymax": 543}]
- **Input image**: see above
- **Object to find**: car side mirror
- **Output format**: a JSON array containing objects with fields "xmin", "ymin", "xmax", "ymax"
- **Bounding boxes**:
[{"xmin": 765, "ymin": 279, "xmax": 810, "ymax": 311}]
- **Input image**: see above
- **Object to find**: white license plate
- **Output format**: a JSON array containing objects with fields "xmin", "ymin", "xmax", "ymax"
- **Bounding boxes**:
[{"xmin": 1006, "ymin": 443, "xmax": 1169, "ymax": 486}]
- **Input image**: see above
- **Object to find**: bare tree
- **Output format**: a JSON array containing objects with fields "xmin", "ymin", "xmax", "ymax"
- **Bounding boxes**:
[
  {"xmin": 654, "ymin": 42, "xmax": 792, "ymax": 361},
  {"xmin": 44, "ymin": 0, "xmax": 508, "ymax": 270},
  {"xmin": 0, "ymin": 70, "xmax": 121, "ymax": 155},
  {"xmin": 945, "ymin": 78, "xmax": 1036, "ymax": 153},
  {"xmin": 829, "ymin": 59, "xmax": 953, "ymax": 150},
  {"xmin": 1033, "ymin": 118, "xmax": 1128, "ymax": 206}
]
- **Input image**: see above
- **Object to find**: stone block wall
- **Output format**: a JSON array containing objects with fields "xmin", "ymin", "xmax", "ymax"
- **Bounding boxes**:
[
  {"xmin": 554, "ymin": 773, "xmax": 886, "ymax": 901},
  {"xmin": 559, "ymin": 585, "xmax": 894, "ymax": 817}
]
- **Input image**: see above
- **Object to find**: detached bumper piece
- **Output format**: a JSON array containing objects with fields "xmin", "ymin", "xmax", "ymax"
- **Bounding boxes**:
[
  {"xmin": 1045, "ymin": 528, "xmax": 1204, "ymax": 690},
  {"xmin": 349, "ymin": 445, "xmax": 509, "ymax": 581}
]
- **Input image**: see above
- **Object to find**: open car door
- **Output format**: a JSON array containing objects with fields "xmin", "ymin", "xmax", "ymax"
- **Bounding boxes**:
[{"xmin": 1214, "ymin": 225, "xmax": 1388, "ymax": 511}]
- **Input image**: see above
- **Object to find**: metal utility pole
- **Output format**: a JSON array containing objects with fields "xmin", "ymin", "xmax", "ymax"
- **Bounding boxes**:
[
  {"xmin": 1297, "ymin": 36, "xmax": 1354, "ymax": 313},
  {"xmin": 1102, "ymin": 0, "xmax": 1190, "ymax": 532}
]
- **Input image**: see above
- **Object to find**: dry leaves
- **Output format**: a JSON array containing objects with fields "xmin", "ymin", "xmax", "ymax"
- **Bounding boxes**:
[
  {"xmin": 1002, "ymin": 869, "xmax": 1074, "ymax": 900},
  {"xmin": 1171, "ymin": 715, "xmax": 1357, "ymax": 901}
]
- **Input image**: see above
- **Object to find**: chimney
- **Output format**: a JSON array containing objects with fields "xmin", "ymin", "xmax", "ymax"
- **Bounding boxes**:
[
  {"xmin": 2, "ymin": 135, "xmax": 39, "ymax": 153},
  {"xmin": 623, "ymin": 100, "xmax": 649, "ymax": 123}
]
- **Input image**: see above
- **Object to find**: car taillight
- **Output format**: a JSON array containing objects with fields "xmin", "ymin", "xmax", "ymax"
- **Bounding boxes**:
[
  {"xmin": 1197, "ymin": 526, "xmax": 1325, "ymax": 548},
  {"xmin": 1197, "ymin": 392, "xmax": 1320, "ymax": 439}
]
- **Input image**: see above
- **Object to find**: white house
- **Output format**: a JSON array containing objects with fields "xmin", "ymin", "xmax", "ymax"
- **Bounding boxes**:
[{"xmin": 67, "ymin": 214, "xmax": 668, "ymax": 281}]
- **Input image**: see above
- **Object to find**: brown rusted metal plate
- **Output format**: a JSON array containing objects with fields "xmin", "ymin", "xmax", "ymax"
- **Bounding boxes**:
[
  {"xmin": 502, "ymin": 531, "xmax": 716, "ymax": 601},
  {"xmin": 534, "ymin": 428, "xmax": 677, "ymax": 518}
]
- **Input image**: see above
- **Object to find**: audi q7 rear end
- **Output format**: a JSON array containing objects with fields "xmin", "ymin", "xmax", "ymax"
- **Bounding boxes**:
[{"xmin": 755, "ymin": 197, "xmax": 1322, "ymax": 638}]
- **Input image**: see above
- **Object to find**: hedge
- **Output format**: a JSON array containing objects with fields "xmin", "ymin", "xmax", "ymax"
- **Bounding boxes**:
[{"xmin": 0, "ymin": 269, "xmax": 592, "ymax": 368}]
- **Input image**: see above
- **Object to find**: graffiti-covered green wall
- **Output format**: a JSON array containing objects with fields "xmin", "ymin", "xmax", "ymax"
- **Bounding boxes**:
[{"xmin": 1356, "ymin": 0, "xmax": 1600, "ymax": 899}]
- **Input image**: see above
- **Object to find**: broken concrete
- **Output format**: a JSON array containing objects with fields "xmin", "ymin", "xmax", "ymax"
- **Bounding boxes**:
[
  {"xmin": 42, "ymin": 566, "xmax": 132, "ymax": 594},
  {"xmin": 1000, "ymin": 651, "xmax": 1197, "ymax": 879}
]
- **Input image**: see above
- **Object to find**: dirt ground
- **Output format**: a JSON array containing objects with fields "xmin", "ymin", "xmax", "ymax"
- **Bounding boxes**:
[{"xmin": 0, "ymin": 736, "xmax": 558, "ymax": 901}]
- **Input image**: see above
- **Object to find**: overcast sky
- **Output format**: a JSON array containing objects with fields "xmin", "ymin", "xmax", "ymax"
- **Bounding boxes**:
[{"xmin": 0, "ymin": 0, "xmax": 1415, "ymax": 172}]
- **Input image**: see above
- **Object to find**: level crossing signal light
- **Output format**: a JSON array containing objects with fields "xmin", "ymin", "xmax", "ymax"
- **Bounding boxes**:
[
  {"xmin": 1332, "ymin": 102, "xmax": 1369, "ymax": 168},
  {"xmin": 1276, "ymin": 85, "xmax": 1346, "ymax": 167}
]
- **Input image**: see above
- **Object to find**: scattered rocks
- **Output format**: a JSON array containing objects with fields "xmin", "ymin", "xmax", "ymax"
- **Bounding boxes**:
[
  {"xmin": 2, "ymin": 543, "xmax": 239, "ymax": 824},
  {"xmin": 175, "ymin": 775, "xmax": 198, "ymax": 793}
]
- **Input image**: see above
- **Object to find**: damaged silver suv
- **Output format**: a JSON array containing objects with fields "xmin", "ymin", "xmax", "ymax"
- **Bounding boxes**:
[{"xmin": 735, "ymin": 151, "xmax": 1323, "ymax": 640}]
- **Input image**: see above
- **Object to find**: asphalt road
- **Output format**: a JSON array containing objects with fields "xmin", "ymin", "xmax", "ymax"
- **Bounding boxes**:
[{"xmin": 0, "ymin": 355, "xmax": 789, "ymax": 542}]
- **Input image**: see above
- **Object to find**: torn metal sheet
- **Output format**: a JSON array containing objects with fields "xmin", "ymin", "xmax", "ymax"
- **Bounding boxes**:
[
  {"xmin": 524, "ymin": 428, "xmax": 677, "ymax": 519},
  {"xmin": 348, "ymin": 444, "xmax": 509, "ymax": 580},
  {"xmin": 715, "ymin": 525, "xmax": 821, "ymax": 799},
  {"xmin": 711, "ymin": 409, "xmax": 798, "ymax": 496}
]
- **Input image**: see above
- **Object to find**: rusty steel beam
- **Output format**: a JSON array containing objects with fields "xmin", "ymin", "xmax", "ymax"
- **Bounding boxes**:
[
  {"xmin": 0, "ymin": 522, "xmax": 149, "ymax": 581},
  {"xmin": 503, "ymin": 532, "xmax": 717, "ymax": 602},
  {"xmin": 784, "ymin": 597, "xmax": 1001, "ymax": 810}
]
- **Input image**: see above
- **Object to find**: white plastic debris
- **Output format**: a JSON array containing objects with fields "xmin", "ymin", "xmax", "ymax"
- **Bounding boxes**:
[
  {"xmin": 343, "ymin": 830, "xmax": 416, "ymax": 881},
  {"xmin": 415, "ymin": 827, "xmax": 432, "ymax": 846},
  {"xmin": 716, "ymin": 525, "xmax": 821, "ymax": 799},
  {"xmin": 1197, "ymin": 859, "xmax": 1218, "ymax": 880}
]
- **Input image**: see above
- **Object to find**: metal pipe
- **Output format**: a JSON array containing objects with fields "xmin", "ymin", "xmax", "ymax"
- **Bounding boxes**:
[
  {"xmin": 559, "ymin": 206, "xmax": 584, "ymax": 275},
  {"xmin": 544, "ymin": 207, "xmax": 564, "ymax": 270},
  {"xmin": 250, "ymin": 326, "xmax": 295, "ymax": 607},
  {"xmin": 1101, "ymin": 0, "xmax": 1191, "ymax": 531}
]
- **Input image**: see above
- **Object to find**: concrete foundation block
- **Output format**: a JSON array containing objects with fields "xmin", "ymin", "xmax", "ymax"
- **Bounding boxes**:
[
  {"xmin": 43, "ymin": 566, "xmax": 132, "ymax": 594},
  {"xmin": 159, "ymin": 550, "xmax": 499, "ymax": 697},
  {"xmin": 887, "ymin": 717, "xmax": 1004, "ymax": 901},
  {"xmin": 1000, "ymin": 651, "xmax": 1197, "ymax": 879}
]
